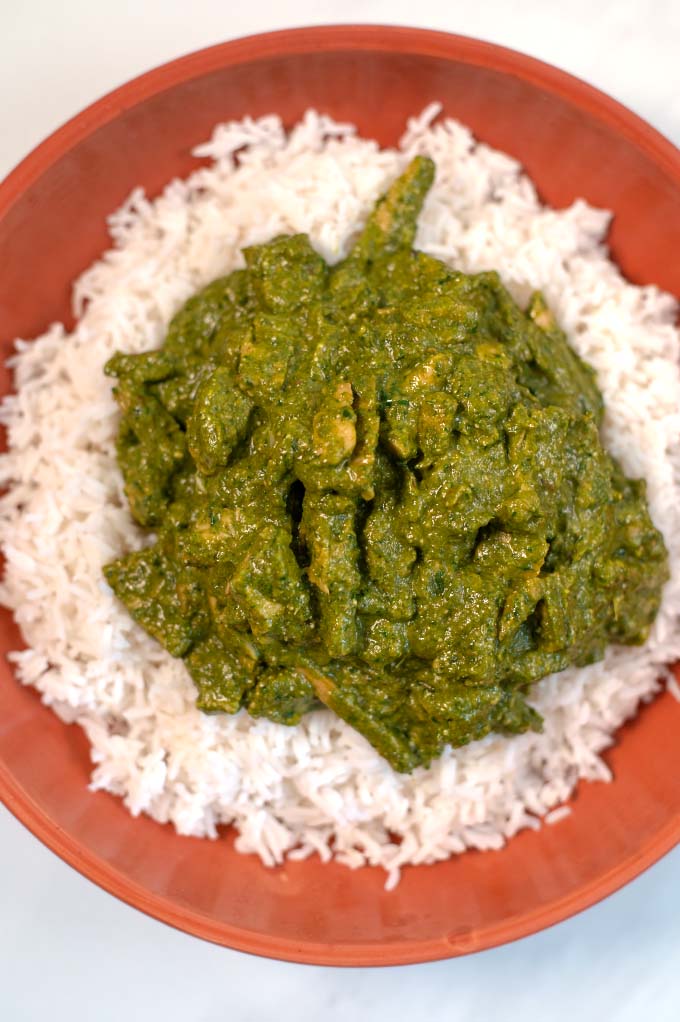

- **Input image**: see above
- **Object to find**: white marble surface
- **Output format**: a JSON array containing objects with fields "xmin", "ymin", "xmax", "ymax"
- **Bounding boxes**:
[{"xmin": 1, "ymin": 2, "xmax": 679, "ymax": 1018}]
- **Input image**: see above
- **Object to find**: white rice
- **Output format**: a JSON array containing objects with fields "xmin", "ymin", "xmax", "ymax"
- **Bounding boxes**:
[{"xmin": 2, "ymin": 106, "xmax": 679, "ymax": 887}]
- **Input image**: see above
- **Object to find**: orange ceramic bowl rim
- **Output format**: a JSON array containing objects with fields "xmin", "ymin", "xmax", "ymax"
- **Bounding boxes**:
[{"xmin": 1, "ymin": 25, "xmax": 679, "ymax": 966}]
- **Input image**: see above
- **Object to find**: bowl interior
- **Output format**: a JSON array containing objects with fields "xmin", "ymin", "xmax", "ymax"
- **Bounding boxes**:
[{"xmin": 1, "ymin": 27, "xmax": 679, "ymax": 965}]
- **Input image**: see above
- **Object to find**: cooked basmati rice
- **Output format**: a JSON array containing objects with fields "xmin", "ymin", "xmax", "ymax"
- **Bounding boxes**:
[{"xmin": 1, "ymin": 106, "xmax": 679, "ymax": 885}]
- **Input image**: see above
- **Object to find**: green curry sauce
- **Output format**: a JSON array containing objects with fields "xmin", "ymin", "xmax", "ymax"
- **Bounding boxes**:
[{"xmin": 104, "ymin": 157, "xmax": 669, "ymax": 772}]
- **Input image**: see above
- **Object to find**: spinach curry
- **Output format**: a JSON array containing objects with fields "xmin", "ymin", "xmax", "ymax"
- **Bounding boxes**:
[{"xmin": 104, "ymin": 156, "xmax": 669, "ymax": 772}]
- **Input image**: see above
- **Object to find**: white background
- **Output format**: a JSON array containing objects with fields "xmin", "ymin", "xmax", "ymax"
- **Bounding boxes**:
[{"xmin": 2, "ymin": 2, "xmax": 680, "ymax": 1019}]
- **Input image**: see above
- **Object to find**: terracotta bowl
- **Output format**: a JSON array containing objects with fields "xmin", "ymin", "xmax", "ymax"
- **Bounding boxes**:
[{"xmin": 1, "ymin": 26, "xmax": 679, "ymax": 966}]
